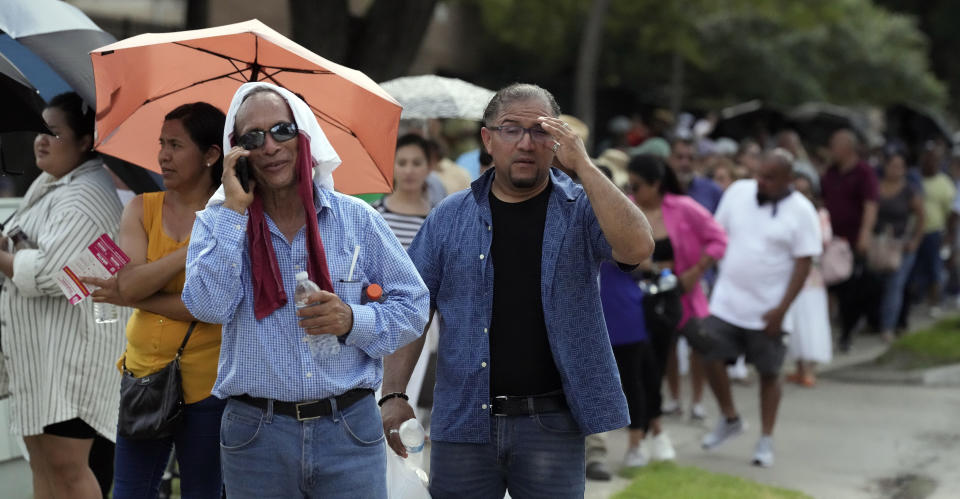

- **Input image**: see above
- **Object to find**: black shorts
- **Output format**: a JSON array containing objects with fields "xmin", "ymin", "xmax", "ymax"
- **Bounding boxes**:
[
  {"xmin": 701, "ymin": 316, "xmax": 787, "ymax": 376},
  {"xmin": 43, "ymin": 418, "xmax": 98, "ymax": 439}
]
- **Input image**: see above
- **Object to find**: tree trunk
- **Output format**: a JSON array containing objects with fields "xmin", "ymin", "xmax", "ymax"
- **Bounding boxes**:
[
  {"xmin": 288, "ymin": 0, "xmax": 351, "ymax": 64},
  {"xmin": 669, "ymin": 51, "xmax": 684, "ymax": 119},
  {"xmin": 574, "ymin": 0, "xmax": 611, "ymax": 154},
  {"xmin": 184, "ymin": 0, "xmax": 208, "ymax": 29},
  {"xmin": 349, "ymin": 0, "xmax": 438, "ymax": 81}
]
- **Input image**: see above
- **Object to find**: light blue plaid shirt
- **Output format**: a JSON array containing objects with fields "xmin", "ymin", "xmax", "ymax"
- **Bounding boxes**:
[
  {"xmin": 408, "ymin": 168, "xmax": 630, "ymax": 443},
  {"xmin": 183, "ymin": 182, "xmax": 430, "ymax": 402}
]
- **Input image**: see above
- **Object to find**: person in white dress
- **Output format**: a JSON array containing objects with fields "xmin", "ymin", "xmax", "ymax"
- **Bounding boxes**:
[
  {"xmin": 0, "ymin": 92, "xmax": 125, "ymax": 498},
  {"xmin": 784, "ymin": 173, "xmax": 833, "ymax": 386}
]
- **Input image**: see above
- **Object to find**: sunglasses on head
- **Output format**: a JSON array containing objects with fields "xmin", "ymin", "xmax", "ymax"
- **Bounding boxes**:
[{"xmin": 238, "ymin": 122, "xmax": 298, "ymax": 150}]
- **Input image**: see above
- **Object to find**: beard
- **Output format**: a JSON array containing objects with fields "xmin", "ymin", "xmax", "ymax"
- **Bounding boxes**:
[{"xmin": 507, "ymin": 163, "xmax": 547, "ymax": 189}]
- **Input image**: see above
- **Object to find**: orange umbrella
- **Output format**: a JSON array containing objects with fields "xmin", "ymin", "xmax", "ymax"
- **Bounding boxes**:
[{"xmin": 90, "ymin": 19, "xmax": 400, "ymax": 194}]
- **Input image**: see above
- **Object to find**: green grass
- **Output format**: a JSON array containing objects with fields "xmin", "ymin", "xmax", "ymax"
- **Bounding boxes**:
[
  {"xmin": 876, "ymin": 315, "xmax": 960, "ymax": 369},
  {"xmin": 613, "ymin": 462, "xmax": 811, "ymax": 499}
]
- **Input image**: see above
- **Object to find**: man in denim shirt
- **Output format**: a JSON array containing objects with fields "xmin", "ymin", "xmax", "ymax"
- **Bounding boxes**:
[
  {"xmin": 183, "ymin": 83, "xmax": 429, "ymax": 498},
  {"xmin": 381, "ymin": 83, "xmax": 654, "ymax": 498}
]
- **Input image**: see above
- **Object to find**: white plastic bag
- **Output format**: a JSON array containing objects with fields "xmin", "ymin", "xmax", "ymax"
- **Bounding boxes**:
[{"xmin": 386, "ymin": 452, "xmax": 430, "ymax": 499}]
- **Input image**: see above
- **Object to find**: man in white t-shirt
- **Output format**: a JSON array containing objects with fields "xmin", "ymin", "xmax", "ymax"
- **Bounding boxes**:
[{"xmin": 697, "ymin": 149, "xmax": 821, "ymax": 468}]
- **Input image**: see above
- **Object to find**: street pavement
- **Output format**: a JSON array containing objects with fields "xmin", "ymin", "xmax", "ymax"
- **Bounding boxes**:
[{"xmin": 586, "ymin": 334, "xmax": 960, "ymax": 499}]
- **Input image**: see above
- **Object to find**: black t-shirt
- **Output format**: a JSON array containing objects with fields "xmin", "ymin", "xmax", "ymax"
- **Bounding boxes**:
[{"xmin": 488, "ymin": 184, "xmax": 563, "ymax": 397}]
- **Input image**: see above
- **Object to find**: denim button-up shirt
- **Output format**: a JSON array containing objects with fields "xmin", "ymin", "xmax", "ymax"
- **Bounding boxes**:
[
  {"xmin": 183, "ymin": 182, "xmax": 430, "ymax": 402},
  {"xmin": 408, "ymin": 168, "xmax": 630, "ymax": 443}
]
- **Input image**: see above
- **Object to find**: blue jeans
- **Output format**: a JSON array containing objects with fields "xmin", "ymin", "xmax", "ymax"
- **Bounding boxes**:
[
  {"xmin": 219, "ymin": 393, "xmax": 386, "ymax": 499},
  {"xmin": 429, "ymin": 410, "xmax": 585, "ymax": 499},
  {"xmin": 910, "ymin": 231, "xmax": 944, "ymax": 299},
  {"xmin": 880, "ymin": 251, "xmax": 917, "ymax": 331},
  {"xmin": 113, "ymin": 395, "xmax": 227, "ymax": 499}
]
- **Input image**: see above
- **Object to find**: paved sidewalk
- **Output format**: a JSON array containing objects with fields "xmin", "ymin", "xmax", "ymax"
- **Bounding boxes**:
[{"xmin": 586, "ymin": 334, "xmax": 960, "ymax": 499}]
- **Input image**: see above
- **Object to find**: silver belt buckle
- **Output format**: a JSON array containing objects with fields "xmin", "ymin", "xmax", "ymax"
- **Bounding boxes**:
[
  {"xmin": 295, "ymin": 400, "xmax": 323, "ymax": 421},
  {"xmin": 492, "ymin": 395, "xmax": 508, "ymax": 417}
]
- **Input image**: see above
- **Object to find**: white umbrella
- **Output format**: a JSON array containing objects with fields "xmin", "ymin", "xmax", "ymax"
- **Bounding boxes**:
[
  {"xmin": 0, "ymin": 0, "xmax": 162, "ymax": 192},
  {"xmin": 0, "ymin": 0, "xmax": 116, "ymax": 107},
  {"xmin": 380, "ymin": 75, "xmax": 494, "ymax": 121}
]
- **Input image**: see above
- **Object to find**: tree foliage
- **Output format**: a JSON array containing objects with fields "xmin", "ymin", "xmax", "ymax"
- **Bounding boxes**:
[{"xmin": 461, "ymin": 0, "xmax": 946, "ymax": 111}]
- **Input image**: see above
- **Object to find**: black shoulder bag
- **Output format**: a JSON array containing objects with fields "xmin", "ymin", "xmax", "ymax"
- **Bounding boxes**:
[{"xmin": 118, "ymin": 321, "xmax": 197, "ymax": 439}]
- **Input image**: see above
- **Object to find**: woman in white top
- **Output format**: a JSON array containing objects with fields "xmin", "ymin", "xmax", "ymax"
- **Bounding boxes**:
[
  {"xmin": 0, "ymin": 92, "xmax": 125, "ymax": 498},
  {"xmin": 373, "ymin": 134, "xmax": 433, "ymax": 249}
]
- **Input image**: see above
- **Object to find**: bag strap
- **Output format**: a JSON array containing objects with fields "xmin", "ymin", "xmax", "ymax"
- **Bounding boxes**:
[
  {"xmin": 175, "ymin": 321, "xmax": 199, "ymax": 360},
  {"xmin": 121, "ymin": 321, "xmax": 198, "ymax": 372}
]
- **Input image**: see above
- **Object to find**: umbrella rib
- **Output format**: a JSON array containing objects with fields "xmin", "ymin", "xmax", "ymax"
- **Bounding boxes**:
[
  {"xmin": 306, "ymin": 102, "xmax": 355, "ymax": 137},
  {"xmin": 171, "ymin": 42, "xmax": 335, "ymax": 77},
  {"xmin": 142, "ymin": 70, "xmax": 250, "ymax": 105}
]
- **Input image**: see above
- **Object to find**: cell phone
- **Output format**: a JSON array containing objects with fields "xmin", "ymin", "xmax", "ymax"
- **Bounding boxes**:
[{"xmin": 235, "ymin": 157, "xmax": 251, "ymax": 193}]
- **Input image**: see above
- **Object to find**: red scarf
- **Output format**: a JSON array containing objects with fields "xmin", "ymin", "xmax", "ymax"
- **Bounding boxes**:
[{"xmin": 247, "ymin": 133, "xmax": 334, "ymax": 320}]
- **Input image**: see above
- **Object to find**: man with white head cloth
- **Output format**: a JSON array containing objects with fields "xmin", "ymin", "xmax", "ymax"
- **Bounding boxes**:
[{"xmin": 182, "ymin": 82, "xmax": 430, "ymax": 498}]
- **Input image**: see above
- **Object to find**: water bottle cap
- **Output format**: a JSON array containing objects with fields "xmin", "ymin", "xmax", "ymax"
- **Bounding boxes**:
[
  {"xmin": 365, "ymin": 283, "xmax": 383, "ymax": 301},
  {"xmin": 295, "ymin": 271, "xmax": 309, "ymax": 281},
  {"xmin": 660, "ymin": 268, "xmax": 672, "ymax": 277}
]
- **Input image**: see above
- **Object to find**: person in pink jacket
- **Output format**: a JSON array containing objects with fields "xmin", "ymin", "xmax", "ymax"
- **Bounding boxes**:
[{"xmin": 625, "ymin": 154, "xmax": 728, "ymax": 460}]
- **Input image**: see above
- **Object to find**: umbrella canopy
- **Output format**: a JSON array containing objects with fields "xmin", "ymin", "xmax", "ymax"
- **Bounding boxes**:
[
  {"xmin": 787, "ymin": 102, "xmax": 870, "ymax": 147},
  {"xmin": 0, "ymin": 0, "xmax": 115, "ymax": 107},
  {"xmin": 90, "ymin": 20, "xmax": 401, "ymax": 195},
  {"xmin": 885, "ymin": 104, "xmax": 953, "ymax": 147},
  {"xmin": 380, "ymin": 75, "xmax": 494, "ymax": 121},
  {"xmin": 0, "ymin": 0, "xmax": 161, "ymax": 193},
  {"xmin": 0, "ymin": 51, "xmax": 47, "ymax": 134},
  {"xmin": 710, "ymin": 100, "xmax": 787, "ymax": 141}
]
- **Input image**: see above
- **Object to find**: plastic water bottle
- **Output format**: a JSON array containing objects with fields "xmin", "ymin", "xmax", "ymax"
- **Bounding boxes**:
[
  {"xmin": 658, "ymin": 269, "xmax": 678, "ymax": 292},
  {"xmin": 294, "ymin": 271, "xmax": 340, "ymax": 357},
  {"xmin": 398, "ymin": 418, "xmax": 425, "ymax": 454},
  {"xmin": 94, "ymin": 302, "xmax": 119, "ymax": 324}
]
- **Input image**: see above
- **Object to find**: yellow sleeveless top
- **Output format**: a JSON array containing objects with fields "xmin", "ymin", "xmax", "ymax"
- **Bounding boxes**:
[{"xmin": 118, "ymin": 192, "xmax": 222, "ymax": 404}]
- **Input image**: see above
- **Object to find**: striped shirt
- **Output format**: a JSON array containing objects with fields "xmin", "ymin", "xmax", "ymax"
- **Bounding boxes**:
[
  {"xmin": 372, "ymin": 198, "xmax": 427, "ymax": 250},
  {"xmin": 182, "ymin": 182, "xmax": 430, "ymax": 402},
  {"xmin": 0, "ymin": 159, "xmax": 127, "ymax": 438}
]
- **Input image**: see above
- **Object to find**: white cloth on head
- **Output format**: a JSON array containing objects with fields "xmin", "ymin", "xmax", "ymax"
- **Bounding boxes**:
[{"xmin": 207, "ymin": 82, "xmax": 342, "ymax": 207}]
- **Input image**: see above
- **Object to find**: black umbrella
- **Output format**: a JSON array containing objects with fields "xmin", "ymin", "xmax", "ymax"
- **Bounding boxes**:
[
  {"xmin": 787, "ymin": 102, "xmax": 868, "ymax": 147},
  {"xmin": 710, "ymin": 100, "xmax": 787, "ymax": 141},
  {"xmin": 0, "ymin": 51, "xmax": 47, "ymax": 134},
  {"xmin": 0, "ymin": 1, "xmax": 159, "ymax": 192},
  {"xmin": 885, "ymin": 104, "xmax": 953, "ymax": 147}
]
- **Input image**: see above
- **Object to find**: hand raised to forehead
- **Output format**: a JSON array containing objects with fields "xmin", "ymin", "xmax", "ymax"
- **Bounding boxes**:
[{"xmin": 538, "ymin": 116, "xmax": 590, "ymax": 174}]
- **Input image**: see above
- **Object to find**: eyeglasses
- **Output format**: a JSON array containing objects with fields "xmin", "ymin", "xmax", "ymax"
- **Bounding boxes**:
[
  {"xmin": 488, "ymin": 125, "xmax": 551, "ymax": 144},
  {"xmin": 238, "ymin": 122, "xmax": 298, "ymax": 150}
]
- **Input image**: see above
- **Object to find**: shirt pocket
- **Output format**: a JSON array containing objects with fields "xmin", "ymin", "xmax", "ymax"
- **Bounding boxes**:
[{"xmin": 334, "ymin": 279, "xmax": 364, "ymax": 306}]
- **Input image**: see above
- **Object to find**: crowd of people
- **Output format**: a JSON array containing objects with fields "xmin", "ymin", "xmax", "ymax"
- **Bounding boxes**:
[{"xmin": 0, "ymin": 76, "xmax": 955, "ymax": 499}]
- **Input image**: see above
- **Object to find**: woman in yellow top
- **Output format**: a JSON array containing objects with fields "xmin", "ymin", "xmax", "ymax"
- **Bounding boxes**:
[{"xmin": 84, "ymin": 102, "xmax": 226, "ymax": 498}]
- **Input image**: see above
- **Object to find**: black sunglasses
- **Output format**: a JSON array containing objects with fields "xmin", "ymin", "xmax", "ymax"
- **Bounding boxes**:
[{"xmin": 238, "ymin": 122, "xmax": 298, "ymax": 150}]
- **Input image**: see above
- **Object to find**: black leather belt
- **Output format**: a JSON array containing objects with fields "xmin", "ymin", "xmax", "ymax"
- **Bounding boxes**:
[
  {"xmin": 233, "ymin": 389, "xmax": 373, "ymax": 421},
  {"xmin": 491, "ymin": 392, "xmax": 568, "ymax": 416}
]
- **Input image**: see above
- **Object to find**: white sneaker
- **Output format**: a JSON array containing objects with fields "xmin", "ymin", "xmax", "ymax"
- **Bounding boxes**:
[
  {"xmin": 701, "ymin": 417, "xmax": 746, "ymax": 450},
  {"xmin": 752, "ymin": 436, "xmax": 774, "ymax": 467},
  {"xmin": 623, "ymin": 445, "xmax": 648, "ymax": 468},
  {"xmin": 648, "ymin": 432, "xmax": 676, "ymax": 461},
  {"xmin": 662, "ymin": 399, "xmax": 682, "ymax": 416},
  {"xmin": 690, "ymin": 403, "xmax": 707, "ymax": 421}
]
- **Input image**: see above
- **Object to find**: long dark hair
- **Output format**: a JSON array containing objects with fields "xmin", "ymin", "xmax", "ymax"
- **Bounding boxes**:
[
  {"xmin": 627, "ymin": 154, "xmax": 684, "ymax": 195},
  {"xmin": 164, "ymin": 102, "xmax": 225, "ymax": 187}
]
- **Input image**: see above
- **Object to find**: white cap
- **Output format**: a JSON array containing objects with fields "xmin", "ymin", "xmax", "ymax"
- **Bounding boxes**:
[{"xmin": 295, "ymin": 271, "xmax": 309, "ymax": 281}]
